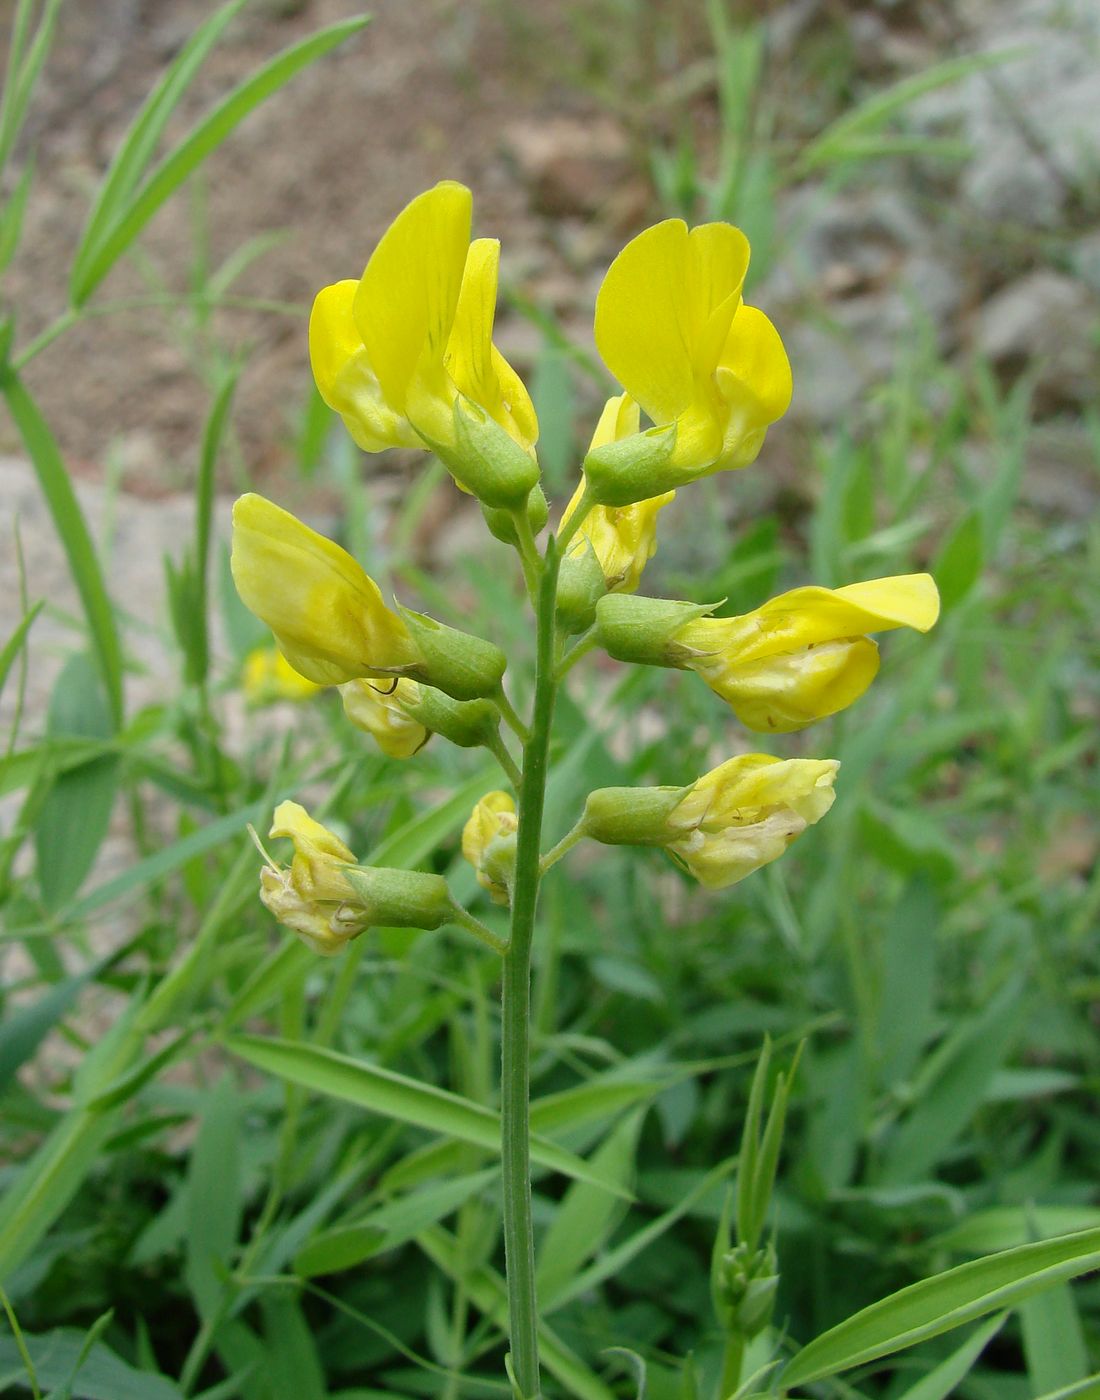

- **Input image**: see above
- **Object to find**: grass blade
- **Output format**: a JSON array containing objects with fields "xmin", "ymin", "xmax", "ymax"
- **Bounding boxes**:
[
  {"xmin": 0, "ymin": 600, "xmax": 43, "ymax": 696},
  {"xmin": 0, "ymin": 371, "xmax": 124, "ymax": 728},
  {"xmin": 69, "ymin": 0, "xmax": 248, "ymax": 299},
  {"xmin": 781, "ymin": 1227, "xmax": 1100, "ymax": 1388},
  {"xmin": 225, "ymin": 1035, "xmax": 629, "ymax": 1197},
  {"xmin": 70, "ymin": 16, "xmax": 369, "ymax": 305}
]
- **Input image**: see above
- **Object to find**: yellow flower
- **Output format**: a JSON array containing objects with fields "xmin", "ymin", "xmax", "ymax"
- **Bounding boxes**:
[
  {"xmin": 666, "ymin": 755, "xmax": 838, "ymax": 889},
  {"xmin": 242, "ymin": 645, "xmax": 324, "ymax": 704},
  {"xmin": 259, "ymin": 800, "xmax": 367, "ymax": 955},
  {"xmin": 340, "ymin": 677, "xmax": 429, "ymax": 758},
  {"xmin": 231, "ymin": 493, "xmax": 420, "ymax": 688},
  {"xmin": 309, "ymin": 182, "xmax": 538, "ymax": 463},
  {"xmin": 675, "ymin": 574, "xmax": 940, "ymax": 732},
  {"xmin": 462, "ymin": 790, "xmax": 518, "ymax": 905},
  {"xmin": 593, "ymin": 218, "xmax": 791, "ymax": 489},
  {"xmin": 562, "ymin": 394, "xmax": 675, "ymax": 593}
]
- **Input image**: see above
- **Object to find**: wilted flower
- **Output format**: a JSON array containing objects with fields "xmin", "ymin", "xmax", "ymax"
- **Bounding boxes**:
[
  {"xmin": 340, "ymin": 677, "xmax": 429, "ymax": 758},
  {"xmin": 258, "ymin": 801, "xmax": 367, "ymax": 955}
]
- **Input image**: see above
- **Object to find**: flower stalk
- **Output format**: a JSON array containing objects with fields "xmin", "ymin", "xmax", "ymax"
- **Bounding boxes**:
[{"xmin": 499, "ymin": 535, "xmax": 560, "ymax": 1397}]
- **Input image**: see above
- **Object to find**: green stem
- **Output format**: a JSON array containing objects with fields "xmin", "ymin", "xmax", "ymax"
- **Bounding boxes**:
[
  {"xmin": 511, "ymin": 503, "xmax": 542, "ymax": 601},
  {"xmin": 500, "ymin": 535, "xmax": 561, "ymax": 1398},
  {"xmin": 718, "ymin": 1332, "xmax": 744, "ymax": 1399},
  {"xmin": 494, "ymin": 685, "xmax": 530, "ymax": 744},
  {"xmin": 450, "ymin": 902, "xmax": 508, "ymax": 956},
  {"xmin": 485, "ymin": 730, "xmax": 522, "ymax": 789},
  {"xmin": 539, "ymin": 822, "xmax": 585, "ymax": 874},
  {"xmin": 555, "ymin": 628, "xmax": 599, "ymax": 681}
]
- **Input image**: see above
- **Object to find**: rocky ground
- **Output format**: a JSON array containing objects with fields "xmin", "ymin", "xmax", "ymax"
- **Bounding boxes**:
[{"xmin": 2, "ymin": 0, "xmax": 1098, "ymax": 731}]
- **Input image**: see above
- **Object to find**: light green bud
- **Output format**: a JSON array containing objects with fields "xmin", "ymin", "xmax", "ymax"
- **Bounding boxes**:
[
  {"xmin": 482, "ymin": 484, "xmax": 549, "ymax": 547},
  {"xmin": 427, "ymin": 396, "xmax": 541, "ymax": 509},
  {"xmin": 582, "ymin": 422, "xmax": 678, "ymax": 507},
  {"xmin": 399, "ymin": 607, "xmax": 507, "ymax": 702},
  {"xmin": 581, "ymin": 784, "xmax": 689, "ymax": 846},
  {"xmin": 595, "ymin": 593, "xmax": 718, "ymax": 667},
  {"xmin": 401, "ymin": 687, "xmax": 500, "ymax": 749},
  {"xmin": 714, "ymin": 1241, "xmax": 779, "ymax": 1340},
  {"xmin": 341, "ymin": 865, "xmax": 455, "ymax": 931},
  {"xmin": 556, "ymin": 540, "xmax": 607, "ymax": 633}
]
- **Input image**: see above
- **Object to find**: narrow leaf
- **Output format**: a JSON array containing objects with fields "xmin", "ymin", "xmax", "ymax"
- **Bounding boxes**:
[
  {"xmin": 71, "ymin": 17, "xmax": 369, "ymax": 304},
  {"xmin": 226, "ymin": 1035, "xmax": 629, "ymax": 1197},
  {"xmin": 781, "ymin": 1227, "xmax": 1100, "ymax": 1388},
  {"xmin": 1, "ymin": 371, "xmax": 123, "ymax": 726}
]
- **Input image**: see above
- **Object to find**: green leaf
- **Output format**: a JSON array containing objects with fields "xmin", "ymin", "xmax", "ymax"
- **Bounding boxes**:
[
  {"xmin": 1022, "ymin": 1281, "xmax": 1089, "ymax": 1395},
  {"xmin": 65, "ymin": 798, "xmax": 267, "ymax": 922},
  {"xmin": 260, "ymin": 1295, "xmax": 324, "ymax": 1400},
  {"xmin": 0, "ymin": 1109, "xmax": 120, "ymax": 1282},
  {"xmin": 69, "ymin": 0, "xmax": 248, "ymax": 298},
  {"xmin": 0, "ymin": 156, "xmax": 34, "ymax": 276},
  {"xmin": 537, "ymin": 1109, "xmax": 643, "ymax": 1305},
  {"xmin": 1033, "ymin": 1379, "xmax": 1100, "ymax": 1400},
  {"xmin": 70, "ymin": 16, "xmax": 369, "ymax": 304},
  {"xmin": 929, "ymin": 1207, "xmax": 1100, "ymax": 1256},
  {"xmin": 0, "ymin": 372, "xmax": 124, "ymax": 726},
  {"xmin": 225, "ymin": 1035, "xmax": 629, "ymax": 1198},
  {"xmin": 0, "ymin": 1327, "xmax": 181, "ymax": 1399},
  {"xmin": 34, "ymin": 654, "xmax": 120, "ymax": 909},
  {"xmin": 892, "ymin": 1313, "xmax": 1006, "ymax": 1400},
  {"xmin": 294, "ymin": 1169, "xmax": 497, "ymax": 1277},
  {"xmin": 781, "ymin": 1226, "xmax": 1100, "ymax": 1388},
  {"xmin": 0, "ymin": 600, "xmax": 43, "ymax": 696},
  {"xmin": 185, "ymin": 1074, "xmax": 242, "ymax": 1322},
  {"xmin": 0, "ymin": 0, "xmax": 62, "ymax": 179},
  {"xmin": 933, "ymin": 509, "xmax": 984, "ymax": 611},
  {"xmin": 795, "ymin": 49, "xmax": 1020, "ymax": 175},
  {"xmin": 876, "ymin": 977, "xmax": 1024, "ymax": 1186},
  {"xmin": 419, "ymin": 1225, "xmax": 617, "ymax": 1400}
]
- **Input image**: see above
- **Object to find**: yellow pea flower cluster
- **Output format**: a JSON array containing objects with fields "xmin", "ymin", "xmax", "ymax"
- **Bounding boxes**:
[
  {"xmin": 231, "ymin": 179, "xmax": 940, "ymax": 955},
  {"xmin": 233, "ymin": 180, "xmax": 943, "ymax": 1399}
]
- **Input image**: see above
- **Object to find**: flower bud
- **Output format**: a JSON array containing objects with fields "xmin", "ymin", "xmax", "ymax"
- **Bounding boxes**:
[
  {"xmin": 580, "ymin": 785, "xmax": 690, "ymax": 847},
  {"xmin": 341, "ymin": 865, "xmax": 455, "ymax": 931},
  {"xmin": 397, "ymin": 607, "xmax": 507, "ymax": 702},
  {"xmin": 430, "ymin": 396, "xmax": 541, "ymax": 509},
  {"xmin": 401, "ymin": 688, "xmax": 501, "ymax": 749},
  {"xmin": 594, "ymin": 593, "xmax": 717, "ymax": 667},
  {"xmin": 481, "ymin": 484, "xmax": 549, "ymax": 550},
  {"xmin": 462, "ymin": 791, "xmax": 518, "ymax": 904},
  {"xmin": 340, "ymin": 677, "xmax": 430, "ymax": 758},
  {"xmin": 555, "ymin": 541, "xmax": 608, "ymax": 633},
  {"xmin": 231, "ymin": 493, "xmax": 421, "ymax": 687},
  {"xmin": 715, "ymin": 1241, "xmax": 779, "ymax": 1339},
  {"xmin": 582, "ymin": 422, "xmax": 678, "ymax": 508}
]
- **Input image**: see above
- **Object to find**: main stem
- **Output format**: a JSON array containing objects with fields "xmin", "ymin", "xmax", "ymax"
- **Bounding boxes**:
[{"xmin": 500, "ymin": 535, "xmax": 560, "ymax": 1398}]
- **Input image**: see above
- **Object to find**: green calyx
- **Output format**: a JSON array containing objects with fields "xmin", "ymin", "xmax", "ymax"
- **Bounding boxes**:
[
  {"xmin": 582, "ymin": 422, "xmax": 678, "ymax": 507},
  {"xmin": 594, "ymin": 593, "xmax": 719, "ymax": 667},
  {"xmin": 580, "ymin": 784, "xmax": 690, "ymax": 847},
  {"xmin": 341, "ymin": 865, "xmax": 455, "ymax": 931},
  {"xmin": 399, "ymin": 607, "xmax": 507, "ymax": 701}
]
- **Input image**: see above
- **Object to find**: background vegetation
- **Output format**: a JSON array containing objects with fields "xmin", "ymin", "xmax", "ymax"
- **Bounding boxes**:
[{"xmin": 1, "ymin": 1, "xmax": 1098, "ymax": 1396}]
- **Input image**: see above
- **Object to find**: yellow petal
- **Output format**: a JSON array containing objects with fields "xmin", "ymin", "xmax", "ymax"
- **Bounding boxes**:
[
  {"xmin": 681, "ymin": 573, "xmax": 940, "ymax": 666},
  {"xmin": 690, "ymin": 637, "xmax": 881, "ymax": 732},
  {"xmin": 667, "ymin": 755, "xmax": 837, "ymax": 889},
  {"xmin": 270, "ymin": 799, "xmax": 356, "ymax": 866},
  {"xmin": 340, "ymin": 677, "xmax": 429, "ymax": 759},
  {"xmin": 445, "ymin": 238, "xmax": 538, "ymax": 449},
  {"xmin": 716, "ymin": 304, "xmax": 793, "ymax": 429},
  {"xmin": 353, "ymin": 182, "xmax": 472, "ymax": 412},
  {"xmin": 833, "ymin": 573, "xmax": 940, "ymax": 633},
  {"xmin": 231, "ymin": 493, "xmax": 417, "ymax": 686},
  {"xmin": 310, "ymin": 280, "xmax": 422, "ymax": 452},
  {"xmin": 595, "ymin": 219, "xmax": 697, "ymax": 425},
  {"xmin": 685, "ymin": 222, "xmax": 751, "ymax": 377}
]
